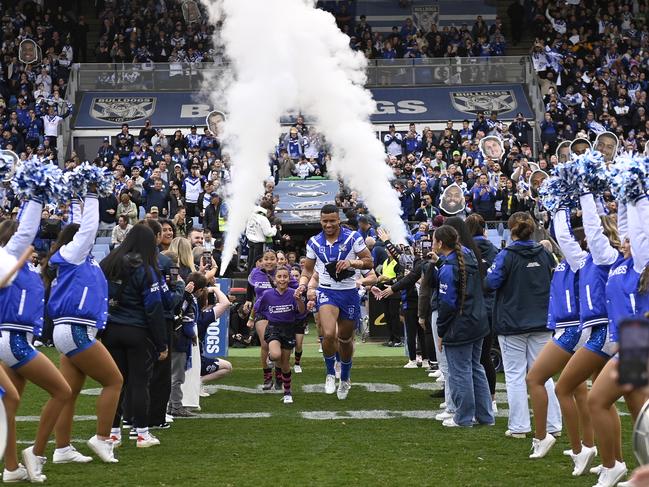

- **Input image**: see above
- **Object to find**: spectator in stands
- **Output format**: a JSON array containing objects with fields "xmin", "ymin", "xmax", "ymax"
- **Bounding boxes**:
[
  {"xmin": 111, "ymin": 215, "xmax": 132, "ymax": 248},
  {"xmin": 204, "ymin": 193, "xmax": 227, "ymax": 241},
  {"xmin": 471, "ymin": 175, "xmax": 497, "ymax": 221},
  {"xmin": 116, "ymin": 192, "xmax": 138, "ymax": 225},
  {"xmin": 145, "ymin": 178, "xmax": 170, "ymax": 216}
]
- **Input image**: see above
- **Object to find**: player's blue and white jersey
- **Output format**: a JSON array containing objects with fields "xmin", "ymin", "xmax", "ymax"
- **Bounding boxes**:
[{"xmin": 306, "ymin": 227, "xmax": 367, "ymax": 290}]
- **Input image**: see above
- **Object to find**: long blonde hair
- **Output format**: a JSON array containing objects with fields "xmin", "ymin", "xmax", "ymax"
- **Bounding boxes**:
[
  {"xmin": 168, "ymin": 237, "xmax": 196, "ymax": 272},
  {"xmin": 600, "ymin": 215, "xmax": 621, "ymax": 250}
]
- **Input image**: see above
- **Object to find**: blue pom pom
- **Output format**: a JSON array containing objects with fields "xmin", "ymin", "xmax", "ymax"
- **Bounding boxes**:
[
  {"xmin": 607, "ymin": 155, "xmax": 648, "ymax": 203},
  {"xmin": 11, "ymin": 160, "xmax": 67, "ymax": 204},
  {"xmin": 65, "ymin": 162, "xmax": 114, "ymax": 198},
  {"xmin": 539, "ymin": 175, "xmax": 579, "ymax": 213},
  {"xmin": 571, "ymin": 150, "xmax": 609, "ymax": 194}
]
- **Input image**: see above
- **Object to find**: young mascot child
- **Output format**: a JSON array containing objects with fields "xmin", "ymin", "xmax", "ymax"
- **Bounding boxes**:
[{"xmin": 254, "ymin": 267, "xmax": 305, "ymax": 404}]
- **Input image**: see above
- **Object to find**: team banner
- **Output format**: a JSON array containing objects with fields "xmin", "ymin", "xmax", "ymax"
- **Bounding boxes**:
[
  {"xmin": 202, "ymin": 278, "xmax": 230, "ymax": 359},
  {"xmin": 368, "ymin": 294, "xmax": 390, "ymax": 338},
  {"xmin": 74, "ymin": 85, "xmax": 533, "ymax": 128}
]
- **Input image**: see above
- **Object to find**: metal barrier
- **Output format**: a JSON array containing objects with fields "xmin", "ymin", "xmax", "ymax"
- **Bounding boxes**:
[{"xmin": 68, "ymin": 57, "xmax": 531, "ymax": 92}]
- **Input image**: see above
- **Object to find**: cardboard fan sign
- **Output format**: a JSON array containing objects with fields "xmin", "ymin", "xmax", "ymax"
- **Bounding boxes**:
[
  {"xmin": 439, "ymin": 183, "xmax": 465, "ymax": 215},
  {"xmin": 18, "ymin": 39, "xmax": 41, "ymax": 65}
]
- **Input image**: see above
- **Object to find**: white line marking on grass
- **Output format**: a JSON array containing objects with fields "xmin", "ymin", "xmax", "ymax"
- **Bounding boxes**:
[
  {"xmin": 409, "ymin": 382, "xmax": 442, "ymax": 391},
  {"xmin": 302, "ymin": 383, "xmax": 401, "ymax": 393},
  {"xmin": 301, "ymin": 410, "xmax": 442, "ymax": 420}
]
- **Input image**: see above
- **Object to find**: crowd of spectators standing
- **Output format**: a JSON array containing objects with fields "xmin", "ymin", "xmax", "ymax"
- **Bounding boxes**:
[{"xmin": 528, "ymin": 0, "xmax": 649, "ymax": 156}]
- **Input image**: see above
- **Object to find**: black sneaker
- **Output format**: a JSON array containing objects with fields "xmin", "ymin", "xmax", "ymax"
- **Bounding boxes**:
[
  {"xmin": 262, "ymin": 380, "xmax": 273, "ymax": 391},
  {"xmin": 129, "ymin": 429, "xmax": 138, "ymax": 440},
  {"xmin": 392, "ymin": 341, "xmax": 403, "ymax": 347},
  {"xmin": 426, "ymin": 362, "xmax": 439, "ymax": 373},
  {"xmin": 150, "ymin": 422, "xmax": 171, "ymax": 430},
  {"xmin": 274, "ymin": 380, "xmax": 283, "ymax": 391},
  {"xmin": 123, "ymin": 420, "xmax": 132, "ymax": 429},
  {"xmin": 382, "ymin": 341, "xmax": 394, "ymax": 347}
]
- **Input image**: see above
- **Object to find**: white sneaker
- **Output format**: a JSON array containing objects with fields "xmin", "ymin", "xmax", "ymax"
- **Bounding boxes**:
[
  {"xmin": 337, "ymin": 380, "xmax": 351, "ymax": 400},
  {"xmin": 282, "ymin": 395, "xmax": 294, "ymax": 404},
  {"xmin": 416, "ymin": 355, "xmax": 423, "ymax": 367},
  {"xmin": 492, "ymin": 400, "xmax": 498, "ymax": 414},
  {"xmin": 21, "ymin": 446, "xmax": 46, "ymax": 483},
  {"xmin": 590, "ymin": 465, "xmax": 604, "ymax": 475},
  {"xmin": 571, "ymin": 445, "xmax": 597, "ymax": 476},
  {"xmin": 436, "ymin": 375, "xmax": 445, "ymax": 384},
  {"xmin": 53, "ymin": 445, "xmax": 93, "ymax": 464},
  {"xmin": 2, "ymin": 464, "xmax": 29, "ymax": 483},
  {"xmin": 594, "ymin": 461, "xmax": 627, "ymax": 487},
  {"xmin": 165, "ymin": 414, "xmax": 174, "ymax": 423},
  {"xmin": 403, "ymin": 360, "xmax": 418, "ymax": 369},
  {"xmin": 324, "ymin": 374, "xmax": 336, "ymax": 394},
  {"xmin": 428, "ymin": 370, "xmax": 442, "ymax": 378},
  {"xmin": 110, "ymin": 435, "xmax": 122, "ymax": 448},
  {"xmin": 318, "ymin": 344, "xmax": 323, "ymax": 353},
  {"xmin": 439, "ymin": 402, "xmax": 447, "ymax": 409},
  {"xmin": 334, "ymin": 361, "xmax": 341, "ymax": 379},
  {"xmin": 442, "ymin": 417, "xmax": 462, "ymax": 427},
  {"xmin": 505, "ymin": 430, "xmax": 528, "ymax": 439},
  {"xmin": 529, "ymin": 434, "xmax": 556, "ymax": 459},
  {"xmin": 435, "ymin": 410, "xmax": 453, "ymax": 421},
  {"xmin": 87, "ymin": 435, "xmax": 118, "ymax": 463},
  {"xmin": 616, "ymin": 480, "xmax": 634, "ymax": 487},
  {"xmin": 136, "ymin": 432, "xmax": 160, "ymax": 448},
  {"xmin": 199, "ymin": 385, "xmax": 210, "ymax": 397},
  {"xmin": 294, "ymin": 364, "xmax": 302, "ymax": 374}
]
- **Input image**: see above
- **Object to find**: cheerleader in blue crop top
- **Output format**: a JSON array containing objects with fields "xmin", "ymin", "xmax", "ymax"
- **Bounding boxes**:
[
  {"xmin": 525, "ymin": 210, "xmax": 593, "ymax": 467},
  {"xmin": 0, "ymin": 243, "xmax": 33, "ymax": 481},
  {"xmin": 550, "ymin": 194, "xmax": 624, "ymax": 475},
  {"xmin": 0, "ymin": 198, "xmax": 72, "ymax": 482},
  {"xmin": 588, "ymin": 197, "xmax": 649, "ymax": 485},
  {"xmin": 45, "ymin": 193, "xmax": 122, "ymax": 464}
]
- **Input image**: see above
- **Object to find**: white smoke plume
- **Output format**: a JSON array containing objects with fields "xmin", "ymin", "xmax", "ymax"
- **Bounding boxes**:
[{"xmin": 201, "ymin": 0, "xmax": 407, "ymax": 274}]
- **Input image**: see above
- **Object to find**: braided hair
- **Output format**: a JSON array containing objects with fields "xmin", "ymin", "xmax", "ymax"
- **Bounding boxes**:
[
  {"xmin": 434, "ymin": 225, "xmax": 467, "ymax": 314},
  {"xmin": 640, "ymin": 264, "xmax": 649, "ymax": 295}
]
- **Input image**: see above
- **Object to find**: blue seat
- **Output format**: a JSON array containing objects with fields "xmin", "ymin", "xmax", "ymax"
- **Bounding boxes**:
[
  {"xmin": 95, "ymin": 236, "xmax": 111, "ymax": 246},
  {"xmin": 192, "ymin": 217, "xmax": 199, "ymax": 227},
  {"xmin": 94, "ymin": 244, "xmax": 110, "ymax": 256}
]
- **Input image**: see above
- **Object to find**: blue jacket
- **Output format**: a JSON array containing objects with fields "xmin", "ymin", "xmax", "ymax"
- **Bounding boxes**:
[
  {"xmin": 437, "ymin": 247, "xmax": 488, "ymax": 346},
  {"xmin": 47, "ymin": 196, "xmax": 108, "ymax": 329},
  {"xmin": 485, "ymin": 240, "xmax": 555, "ymax": 335},
  {"xmin": 105, "ymin": 254, "xmax": 167, "ymax": 352},
  {"xmin": 474, "ymin": 235, "xmax": 498, "ymax": 313},
  {"xmin": 547, "ymin": 260, "xmax": 580, "ymax": 330},
  {"xmin": 0, "ymin": 199, "xmax": 45, "ymax": 336}
]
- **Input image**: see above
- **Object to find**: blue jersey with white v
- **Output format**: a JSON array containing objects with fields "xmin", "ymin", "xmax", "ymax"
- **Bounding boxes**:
[{"xmin": 306, "ymin": 227, "xmax": 366, "ymax": 290}]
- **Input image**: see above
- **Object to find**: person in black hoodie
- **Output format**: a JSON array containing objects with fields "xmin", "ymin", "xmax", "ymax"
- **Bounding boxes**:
[
  {"xmin": 485, "ymin": 212, "xmax": 558, "ymax": 438},
  {"xmin": 434, "ymin": 225, "xmax": 493, "ymax": 428},
  {"xmin": 375, "ymin": 233, "xmax": 428, "ymax": 368},
  {"xmin": 100, "ymin": 224, "xmax": 168, "ymax": 448},
  {"xmin": 465, "ymin": 214, "xmax": 499, "ymax": 406}
]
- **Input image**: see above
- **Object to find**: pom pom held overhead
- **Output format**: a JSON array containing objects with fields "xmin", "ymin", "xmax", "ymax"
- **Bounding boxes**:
[{"xmin": 11, "ymin": 160, "xmax": 66, "ymax": 204}]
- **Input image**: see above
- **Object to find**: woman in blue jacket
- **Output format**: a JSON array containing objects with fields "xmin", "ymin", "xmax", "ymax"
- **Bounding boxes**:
[
  {"xmin": 100, "ymin": 224, "xmax": 168, "ymax": 449},
  {"xmin": 434, "ymin": 225, "xmax": 493, "ymax": 428},
  {"xmin": 0, "ymin": 198, "xmax": 71, "ymax": 483},
  {"xmin": 45, "ymin": 192, "xmax": 123, "ymax": 464},
  {"xmin": 587, "ymin": 196, "xmax": 649, "ymax": 487},
  {"xmin": 485, "ymin": 212, "xmax": 560, "ymax": 440}
]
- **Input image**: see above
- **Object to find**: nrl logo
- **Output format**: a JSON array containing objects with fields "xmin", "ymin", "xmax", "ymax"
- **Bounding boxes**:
[
  {"xmin": 90, "ymin": 97, "xmax": 156, "ymax": 123},
  {"xmin": 449, "ymin": 90, "xmax": 516, "ymax": 115}
]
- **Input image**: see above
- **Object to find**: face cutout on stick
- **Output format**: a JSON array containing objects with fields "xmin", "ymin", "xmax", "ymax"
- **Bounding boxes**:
[
  {"xmin": 479, "ymin": 135, "xmax": 504, "ymax": 161},
  {"xmin": 594, "ymin": 131, "xmax": 619, "ymax": 163},
  {"xmin": 439, "ymin": 183, "xmax": 466, "ymax": 216}
]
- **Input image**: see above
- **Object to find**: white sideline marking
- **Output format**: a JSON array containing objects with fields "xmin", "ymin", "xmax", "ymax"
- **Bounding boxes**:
[
  {"xmin": 302, "ymin": 382, "xmax": 401, "ymax": 393},
  {"xmin": 302, "ymin": 410, "xmax": 440, "ymax": 420}
]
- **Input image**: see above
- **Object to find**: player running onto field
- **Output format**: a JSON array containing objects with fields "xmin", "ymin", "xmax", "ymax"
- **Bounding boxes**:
[{"xmin": 295, "ymin": 205, "xmax": 373, "ymax": 400}]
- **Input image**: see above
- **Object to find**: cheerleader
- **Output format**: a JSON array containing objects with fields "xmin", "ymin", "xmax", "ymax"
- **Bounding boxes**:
[
  {"xmin": 0, "ymin": 197, "xmax": 72, "ymax": 483},
  {"xmin": 0, "ymin": 245, "xmax": 33, "ymax": 482},
  {"xmin": 552, "ymin": 193, "xmax": 623, "ymax": 475},
  {"xmin": 254, "ymin": 267, "xmax": 305, "ymax": 404},
  {"xmin": 44, "ymin": 192, "xmax": 123, "ymax": 463},
  {"xmin": 526, "ymin": 209, "xmax": 592, "ymax": 463},
  {"xmin": 588, "ymin": 196, "xmax": 649, "ymax": 487}
]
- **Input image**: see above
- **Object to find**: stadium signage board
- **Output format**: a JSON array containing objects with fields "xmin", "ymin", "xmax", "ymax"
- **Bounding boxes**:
[
  {"xmin": 75, "ymin": 85, "xmax": 533, "ymax": 128},
  {"xmin": 450, "ymin": 89, "xmax": 516, "ymax": 115},
  {"xmin": 90, "ymin": 96, "xmax": 156, "ymax": 123}
]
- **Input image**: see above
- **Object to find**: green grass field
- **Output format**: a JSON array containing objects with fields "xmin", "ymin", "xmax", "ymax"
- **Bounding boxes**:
[{"xmin": 13, "ymin": 333, "xmax": 636, "ymax": 487}]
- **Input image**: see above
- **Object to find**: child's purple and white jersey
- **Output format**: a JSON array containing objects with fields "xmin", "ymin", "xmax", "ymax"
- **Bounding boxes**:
[
  {"xmin": 306, "ymin": 227, "xmax": 367, "ymax": 290},
  {"xmin": 254, "ymin": 288, "xmax": 300, "ymax": 324}
]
